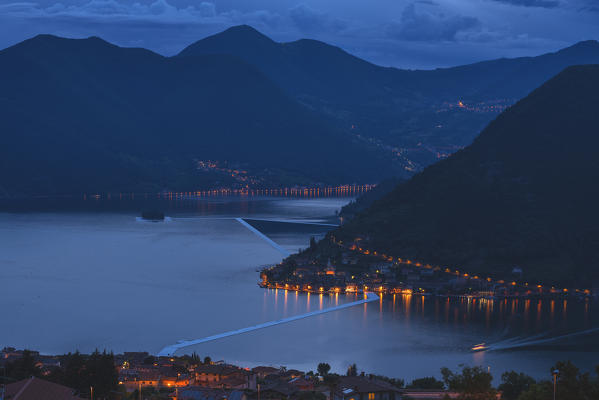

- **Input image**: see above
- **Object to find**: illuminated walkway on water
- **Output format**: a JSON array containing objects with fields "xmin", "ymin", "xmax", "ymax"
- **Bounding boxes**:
[
  {"xmin": 157, "ymin": 292, "xmax": 379, "ymax": 356},
  {"xmin": 234, "ymin": 217, "xmax": 338, "ymax": 257},
  {"xmin": 235, "ymin": 217, "xmax": 291, "ymax": 257}
]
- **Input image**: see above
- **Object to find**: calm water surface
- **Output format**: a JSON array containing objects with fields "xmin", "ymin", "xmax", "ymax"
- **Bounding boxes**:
[{"xmin": 1, "ymin": 196, "xmax": 597, "ymax": 381}]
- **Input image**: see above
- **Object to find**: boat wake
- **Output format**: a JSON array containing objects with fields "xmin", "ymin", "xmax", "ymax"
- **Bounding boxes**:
[{"xmin": 474, "ymin": 327, "xmax": 599, "ymax": 352}]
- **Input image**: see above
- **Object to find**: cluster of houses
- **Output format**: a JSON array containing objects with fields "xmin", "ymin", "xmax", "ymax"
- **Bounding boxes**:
[
  {"xmin": 1, "ymin": 348, "xmax": 458, "ymax": 400},
  {"xmin": 1, "ymin": 347, "xmax": 61, "ymax": 375},
  {"xmin": 115, "ymin": 353, "xmax": 458, "ymax": 400},
  {"xmin": 262, "ymin": 235, "xmax": 594, "ymax": 299},
  {"xmin": 260, "ymin": 253, "xmax": 500, "ymax": 298}
]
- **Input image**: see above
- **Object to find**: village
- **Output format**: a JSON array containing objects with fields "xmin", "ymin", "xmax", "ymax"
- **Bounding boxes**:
[
  {"xmin": 1, "ymin": 346, "xmax": 459, "ymax": 400},
  {"xmin": 259, "ymin": 236, "xmax": 596, "ymax": 300}
]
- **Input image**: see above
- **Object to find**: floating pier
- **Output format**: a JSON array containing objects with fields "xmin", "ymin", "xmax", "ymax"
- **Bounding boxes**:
[{"xmin": 157, "ymin": 292, "xmax": 379, "ymax": 356}]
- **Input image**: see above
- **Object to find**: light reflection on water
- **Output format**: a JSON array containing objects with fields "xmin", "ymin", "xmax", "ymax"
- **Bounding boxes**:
[{"xmin": 245, "ymin": 289, "xmax": 597, "ymax": 380}]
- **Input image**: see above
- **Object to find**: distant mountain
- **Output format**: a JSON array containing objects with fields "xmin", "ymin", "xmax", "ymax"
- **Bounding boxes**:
[
  {"xmin": 2, "ymin": 28, "xmax": 599, "ymax": 197},
  {"xmin": 331, "ymin": 65, "xmax": 599, "ymax": 286},
  {"xmin": 0, "ymin": 35, "xmax": 395, "ymax": 196},
  {"xmin": 180, "ymin": 26, "xmax": 599, "ymax": 170}
]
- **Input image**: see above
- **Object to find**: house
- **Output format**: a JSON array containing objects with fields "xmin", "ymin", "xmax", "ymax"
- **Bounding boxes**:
[
  {"xmin": 252, "ymin": 366, "xmax": 280, "ymax": 379},
  {"xmin": 4, "ymin": 376, "xmax": 83, "ymax": 400},
  {"xmin": 221, "ymin": 376, "xmax": 252, "ymax": 389},
  {"xmin": 36, "ymin": 355, "xmax": 62, "ymax": 376},
  {"xmin": 279, "ymin": 370, "xmax": 304, "ymax": 380},
  {"xmin": 195, "ymin": 364, "xmax": 256, "ymax": 389},
  {"xmin": 334, "ymin": 376, "xmax": 402, "ymax": 400},
  {"xmin": 289, "ymin": 377, "xmax": 314, "ymax": 391},
  {"xmin": 256, "ymin": 381, "xmax": 300, "ymax": 399},
  {"xmin": 1, "ymin": 348, "xmax": 39, "ymax": 365},
  {"xmin": 161, "ymin": 373, "xmax": 192, "ymax": 388},
  {"xmin": 119, "ymin": 369, "xmax": 161, "ymax": 392}
]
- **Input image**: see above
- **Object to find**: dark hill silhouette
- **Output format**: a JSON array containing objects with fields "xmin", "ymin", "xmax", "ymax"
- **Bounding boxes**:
[
  {"xmin": 332, "ymin": 65, "xmax": 599, "ymax": 286},
  {"xmin": 0, "ymin": 34, "xmax": 394, "ymax": 196},
  {"xmin": 180, "ymin": 27, "xmax": 599, "ymax": 169}
]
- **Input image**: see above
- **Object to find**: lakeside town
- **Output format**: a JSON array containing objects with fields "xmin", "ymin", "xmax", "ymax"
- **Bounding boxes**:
[
  {"xmin": 2, "ymin": 347, "xmax": 598, "ymax": 400},
  {"xmin": 259, "ymin": 236, "xmax": 597, "ymax": 300}
]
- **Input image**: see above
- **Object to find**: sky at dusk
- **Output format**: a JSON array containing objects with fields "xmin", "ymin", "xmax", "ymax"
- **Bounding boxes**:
[{"xmin": 0, "ymin": 0, "xmax": 598, "ymax": 69}]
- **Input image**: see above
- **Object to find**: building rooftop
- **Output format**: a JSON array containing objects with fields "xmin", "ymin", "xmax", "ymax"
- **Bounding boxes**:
[{"xmin": 5, "ymin": 377, "xmax": 83, "ymax": 400}]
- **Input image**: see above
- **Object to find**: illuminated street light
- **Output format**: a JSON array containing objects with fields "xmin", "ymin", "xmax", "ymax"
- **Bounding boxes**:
[{"xmin": 552, "ymin": 369, "xmax": 559, "ymax": 400}]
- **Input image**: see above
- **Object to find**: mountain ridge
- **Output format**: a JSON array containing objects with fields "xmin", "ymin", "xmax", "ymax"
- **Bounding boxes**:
[
  {"xmin": 177, "ymin": 26, "xmax": 599, "ymax": 169},
  {"xmin": 0, "ymin": 34, "xmax": 395, "ymax": 196}
]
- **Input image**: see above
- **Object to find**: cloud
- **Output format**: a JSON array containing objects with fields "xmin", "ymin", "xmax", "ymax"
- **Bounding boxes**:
[
  {"xmin": 576, "ymin": 0, "xmax": 599, "ymax": 12},
  {"xmin": 489, "ymin": 0, "xmax": 560, "ymax": 8},
  {"xmin": 198, "ymin": 2, "xmax": 216, "ymax": 18},
  {"xmin": 388, "ymin": 3, "xmax": 480, "ymax": 42},
  {"xmin": 415, "ymin": 0, "xmax": 439, "ymax": 5},
  {"xmin": 288, "ymin": 4, "xmax": 347, "ymax": 33},
  {"xmin": 0, "ymin": 0, "xmax": 244, "ymax": 24}
]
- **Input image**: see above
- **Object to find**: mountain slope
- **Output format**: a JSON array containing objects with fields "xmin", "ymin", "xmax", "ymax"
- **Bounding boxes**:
[
  {"xmin": 178, "ymin": 25, "xmax": 401, "ymax": 105},
  {"xmin": 333, "ymin": 65, "xmax": 599, "ymax": 286},
  {"xmin": 0, "ymin": 35, "xmax": 395, "ymax": 196},
  {"xmin": 179, "ymin": 27, "xmax": 599, "ymax": 170}
]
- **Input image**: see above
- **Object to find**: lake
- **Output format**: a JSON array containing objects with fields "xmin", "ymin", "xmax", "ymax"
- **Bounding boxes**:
[{"xmin": 0, "ymin": 195, "xmax": 597, "ymax": 382}]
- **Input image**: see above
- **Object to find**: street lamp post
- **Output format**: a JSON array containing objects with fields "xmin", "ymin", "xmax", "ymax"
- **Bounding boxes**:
[{"xmin": 552, "ymin": 369, "xmax": 559, "ymax": 400}]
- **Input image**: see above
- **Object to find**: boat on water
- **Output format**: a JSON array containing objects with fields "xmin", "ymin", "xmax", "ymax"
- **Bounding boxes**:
[
  {"xmin": 471, "ymin": 343, "xmax": 488, "ymax": 352},
  {"xmin": 141, "ymin": 210, "xmax": 165, "ymax": 221}
]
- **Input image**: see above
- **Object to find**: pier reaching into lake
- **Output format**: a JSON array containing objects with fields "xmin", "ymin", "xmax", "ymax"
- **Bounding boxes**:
[
  {"xmin": 157, "ymin": 292, "xmax": 380, "ymax": 356},
  {"xmin": 235, "ymin": 217, "xmax": 291, "ymax": 256}
]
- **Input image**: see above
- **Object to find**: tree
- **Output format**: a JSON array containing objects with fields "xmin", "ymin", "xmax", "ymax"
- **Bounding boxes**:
[
  {"xmin": 5, "ymin": 350, "xmax": 41, "ymax": 381},
  {"xmin": 513, "ymin": 361, "xmax": 599, "ymax": 400},
  {"xmin": 441, "ymin": 366, "xmax": 496, "ymax": 400},
  {"xmin": 85, "ymin": 350, "xmax": 118, "ymax": 399},
  {"xmin": 407, "ymin": 377, "xmax": 444, "ymax": 390},
  {"xmin": 497, "ymin": 371, "xmax": 535, "ymax": 400},
  {"xmin": 548, "ymin": 360, "xmax": 595, "ymax": 400},
  {"xmin": 57, "ymin": 351, "xmax": 86, "ymax": 392},
  {"xmin": 317, "ymin": 363, "xmax": 331, "ymax": 377},
  {"xmin": 48, "ymin": 350, "xmax": 117, "ymax": 399},
  {"xmin": 346, "ymin": 364, "xmax": 357, "ymax": 376},
  {"xmin": 517, "ymin": 381, "xmax": 552, "ymax": 400},
  {"xmin": 204, "ymin": 356, "xmax": 212, "ymax": 365},
  {"xmin": 368, "ymin": 374, "xmax": 404, "ymax": 389}
]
